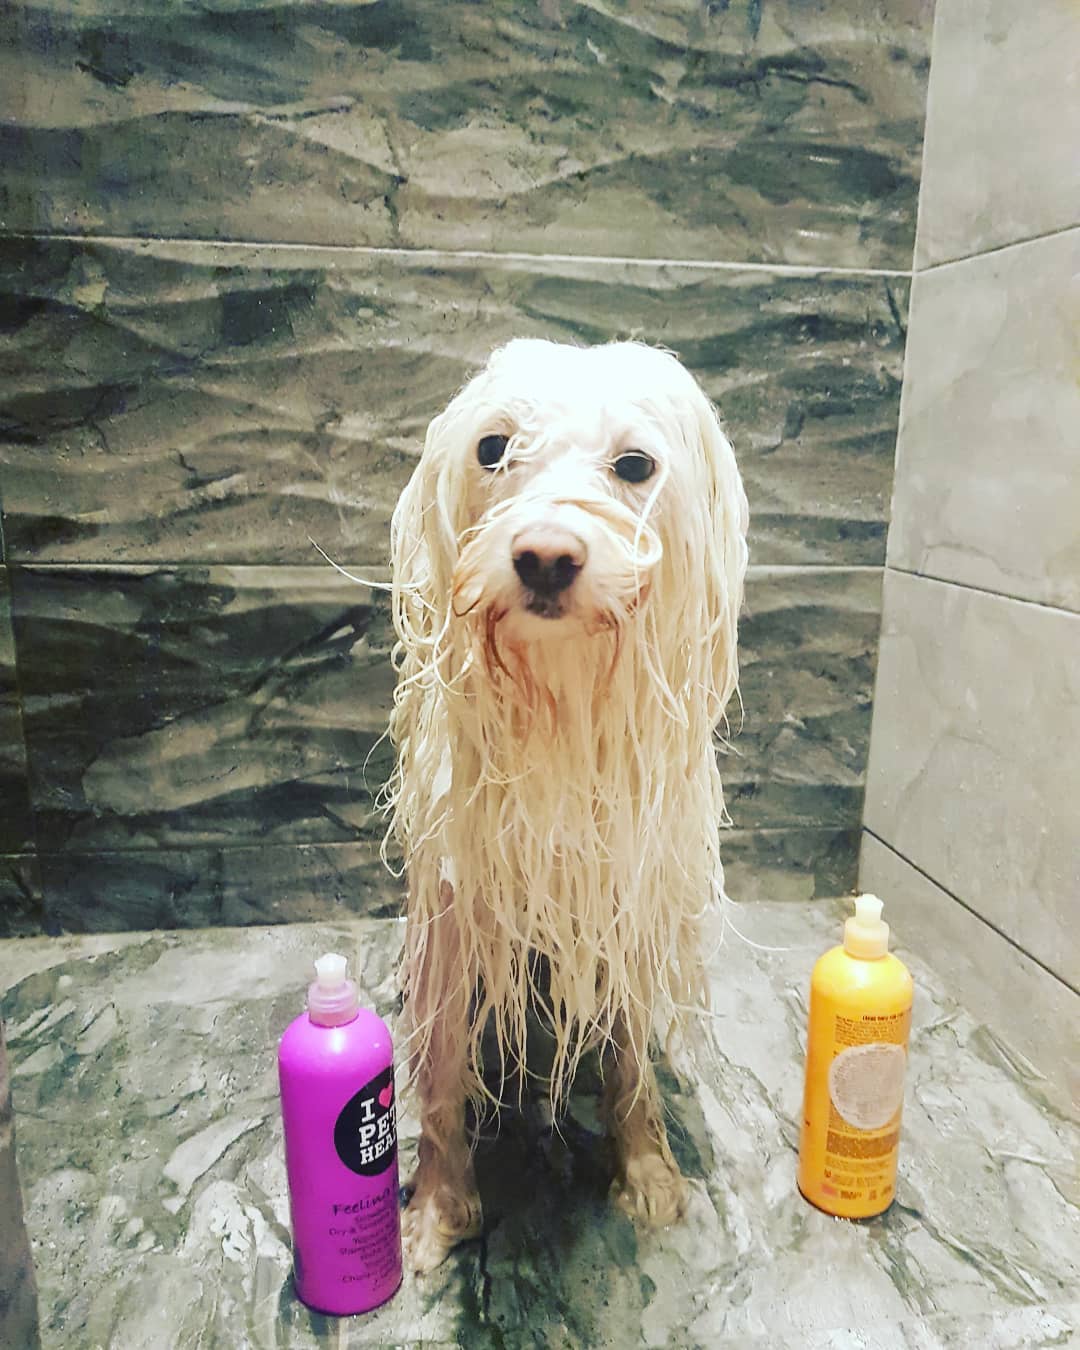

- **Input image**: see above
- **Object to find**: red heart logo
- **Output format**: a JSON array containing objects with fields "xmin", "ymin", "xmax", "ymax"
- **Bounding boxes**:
[{"xmin": 378, "ymin": 1083, "xmax": 393, "ymax": 1110}]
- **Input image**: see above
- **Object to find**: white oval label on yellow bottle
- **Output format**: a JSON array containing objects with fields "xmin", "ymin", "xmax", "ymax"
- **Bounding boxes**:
[{"xmin": 828, "ymin": 1042, "xmax": 907, "ymax": 1130}]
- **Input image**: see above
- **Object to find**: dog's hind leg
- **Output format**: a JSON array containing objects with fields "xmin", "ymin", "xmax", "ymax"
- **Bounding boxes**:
[
  {"xmin": 603, "ymin": 1009, "xmax": 688, "ymax": 1228},
  {"xmin": 402, "ymin": 882, "xmax": 482, "ymax": 1273}
]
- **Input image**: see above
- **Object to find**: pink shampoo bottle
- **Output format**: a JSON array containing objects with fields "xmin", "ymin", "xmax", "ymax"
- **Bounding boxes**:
[{"xmin": 278, "ymin": 952, "xmax": 402, "ymax": 1315}]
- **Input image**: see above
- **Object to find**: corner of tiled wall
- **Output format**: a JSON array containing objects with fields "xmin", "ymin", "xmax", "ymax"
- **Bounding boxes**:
[
  {"xmin": 860, "ymin": 0, "xmax": 1080, "ymax": 1108},
  {"xmin": 0, "ymin": 3, "xmax": 939, "ymax": 938}
]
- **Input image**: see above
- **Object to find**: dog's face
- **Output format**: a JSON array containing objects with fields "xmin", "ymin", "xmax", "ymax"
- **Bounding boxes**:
[
  {"xmin": 423, "ymin": 340, "xmax": 735, "ymax": 643},
  {"xmin": 393, "ymin": 338, "xmax": 747, "ymax": 708},
  {"xmin": 450, "ymin": 342, "xmax": 668, "ymax": 643}
]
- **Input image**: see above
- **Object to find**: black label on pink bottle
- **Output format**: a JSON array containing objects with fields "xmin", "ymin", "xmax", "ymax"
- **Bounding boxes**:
[{"xmin": 334, "ymin": 1066, "xmax": 398, "ymax": 1176}]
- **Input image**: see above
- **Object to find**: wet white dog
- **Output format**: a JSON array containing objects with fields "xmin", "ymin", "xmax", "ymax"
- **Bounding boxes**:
[{"xmin": 386, "ymin": 338, "xmax": 748, "ymax": 1272}]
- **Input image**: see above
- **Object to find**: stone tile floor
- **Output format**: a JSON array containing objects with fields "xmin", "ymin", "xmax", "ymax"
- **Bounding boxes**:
[{"xmin": 1, "ymin": 901, "xmax": 1076, "ymax": 1349}]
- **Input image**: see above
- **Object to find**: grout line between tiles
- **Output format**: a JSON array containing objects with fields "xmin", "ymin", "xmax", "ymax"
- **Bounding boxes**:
[
  {"xmin": 1, "ymin": 231, "xmax": 915, "ymax": 280},
  {"xmin": 3, "ymin": 561, "xmax": 885, "ymax": 576},
  {"xmin": 886, "ymin": 565, "xmax": 1080, "ymax": 621},
  {"xmin": 3, "ymin": 559, "xmax": 393, "ymax": 575},
  {"xmin": 916, "ymin": 221, "xmax": 1080, "ymax": 275},
  {"xmin": 3, "ymin": 825, "xmax": 843, "ymax": 871},
  {"xmin": 862, "ymin": 828, "xmax": 1080, "ymax": 998},
  {"xmin": 750, "ymin": 564, "xmax": 882, "ymax": 575}
]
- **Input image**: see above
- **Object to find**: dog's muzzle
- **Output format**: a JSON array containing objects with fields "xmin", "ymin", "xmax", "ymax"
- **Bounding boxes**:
[{"xmin": 511, "ymin": 525, "xmax": 587, "ymax": 612}]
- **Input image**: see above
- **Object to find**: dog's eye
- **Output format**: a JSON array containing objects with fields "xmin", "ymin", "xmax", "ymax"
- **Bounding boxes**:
[
  {"xmin": 477, "ymin": 434, "xmax": 509, "ymax": 469},
  {"xmin": 612, "ymin": 451, "xmax": 656, "ymax": 484}
]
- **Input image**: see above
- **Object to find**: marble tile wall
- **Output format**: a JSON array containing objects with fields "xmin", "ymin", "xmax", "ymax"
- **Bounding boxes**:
[
  {"xmin": 0, "ymin": 240, "xmax": 906, "ymax": 569},
  {"xmin": 0, "ymin": 568, "xmax": 33, "ymax": 857},
  {"xmin": 860, "ymin": 0, "xmax": 1080, "ymax": 1083},
  {"xmin": 889, "ymin": 230, "xmax": 1080, "ymax": 613},
  {"xmin": 0, "ymin": 0, "xmax": 936, "ymax": 934},
  {"xmin": 0, "ymin": 565, "xmax": 44, "ymax": 937},
  {"xmin": 1, "ymin": 0, "xmax": 932, "ymax": 268},
  {"xmin": 915, "ymin": 0, "xmax": 1080, "ymax": 267},
  {"xmin": 864, "ymin": 571, "xmax": 1079, "ymax": 987},
  {"xmin": 860, "ymin": 835, "xmax": 1080, "ymax": 1105}
]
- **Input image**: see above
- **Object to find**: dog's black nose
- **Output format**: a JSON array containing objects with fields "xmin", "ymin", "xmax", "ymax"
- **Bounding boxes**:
[
  {"xmin": 514, "ymin": 550, "xmax": 581, "ymax": 597},
  {"xmin": 512, "ymin": 528, "xmax": 586, "ymax": 598}
]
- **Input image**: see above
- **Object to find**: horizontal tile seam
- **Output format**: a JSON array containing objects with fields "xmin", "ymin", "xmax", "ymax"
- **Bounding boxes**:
[
  {"xmin": 1, "ymin": 559, "xmax": 393, "ymax": 576},
  {"xmin": 0, "ymin": 826, "xmax": 858, "ymax": 863},
  {"xmin": 0, "ymin": 231, "xmax": 914, "ymax": 280},
  {"xmin": 0, "ymin": 844, "xmax": 387, "ymax": 859},
  {"xmin": 886, "ymin": 565, "xmax": 1080, "ymax": 620},
  {"xmin": 915, "ymin": 221, "xmax": 1080, "ymax": 275},
  {"xmin": 862, "ymin": 828, "xmax": 1080, "ymax": 998},
  {"xmin": 1, "ymin": 562, "xmax": 885, "ymax": 575}
]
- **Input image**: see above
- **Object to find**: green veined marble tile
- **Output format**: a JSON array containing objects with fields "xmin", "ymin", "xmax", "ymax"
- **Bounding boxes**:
[
  {"xmin": 38, "ymin": 841, "xmax": 402, "ymax": 933},
  {"xmin": 34, "ymin": 829, "xmax": 858, "ymax": 935},
  {"xmin": 0, "ymin": 566, "xmax": 33, "ymax": 854},
  {"xmin": 0, "ymin": 854, "xmax": 44, "ymax": 937},
  {"xmin": 0, "ymin": 238, "xmax": 907, "ymax": 567},
  {"xmin": 719, "ymin": 825, "xmax": 861, "ymax": 904},
  {"xmin": 0, "ymin": 0, "xmax": 933, "ymax": 267},
  {"xmin": 11, "ymin": 564, "xmax": 878, "ymax": 877},
  {"xmin": 728, "ymin": 567, "xmax": 882, "ymax": 834},
  {"xmin": 11, "ymin": 565, "xmax": 396, "ymax": 858}
]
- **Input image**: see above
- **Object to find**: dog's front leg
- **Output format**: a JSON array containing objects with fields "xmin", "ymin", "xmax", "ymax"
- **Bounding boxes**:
[
  {"xmin": 603, "ymin": 1010, "xmax": 689, "ymax": 1228},
  {"xmin": 402, "ymin": 882, "xmax": 482, "ymax": 1273}
]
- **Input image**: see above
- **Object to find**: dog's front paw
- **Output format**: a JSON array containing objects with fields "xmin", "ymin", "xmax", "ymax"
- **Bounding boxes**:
[
  {"xmin": 612, "ymin": 1151, "xmax": 688, "ymax": 1228},
  {"xmin": 402, "ymin": 1185, "xmax": 482, "ymax": 1275}
]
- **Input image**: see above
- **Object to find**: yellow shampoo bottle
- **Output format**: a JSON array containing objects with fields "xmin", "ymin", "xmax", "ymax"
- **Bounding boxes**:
[{"xmin": 798, "ymin": 894, "xmax": 913, "ymax": 1218}]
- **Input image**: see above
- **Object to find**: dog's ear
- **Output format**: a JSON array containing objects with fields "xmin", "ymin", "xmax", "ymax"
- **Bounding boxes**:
[
  {"xmin": 693, "ymin": 388, "xmax": 749, "ymax": 719},
  {"xmin": 390, "ymin": 407, "xmax": 460, "ymax": 670},
  {"xmin": 392, "ymin": 345, "xmax": 511, "ymax": 656}
]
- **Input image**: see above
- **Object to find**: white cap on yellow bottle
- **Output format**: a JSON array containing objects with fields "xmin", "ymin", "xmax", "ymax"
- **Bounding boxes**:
[{"xmin": 843, "ymin": 894, "xmax": 890, "ymax": 958}]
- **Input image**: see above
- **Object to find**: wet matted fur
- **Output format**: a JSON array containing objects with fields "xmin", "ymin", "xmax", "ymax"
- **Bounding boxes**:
[{"xmin": 385, "ymin": 339, "xmax": 748, "ymax": 1270}]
